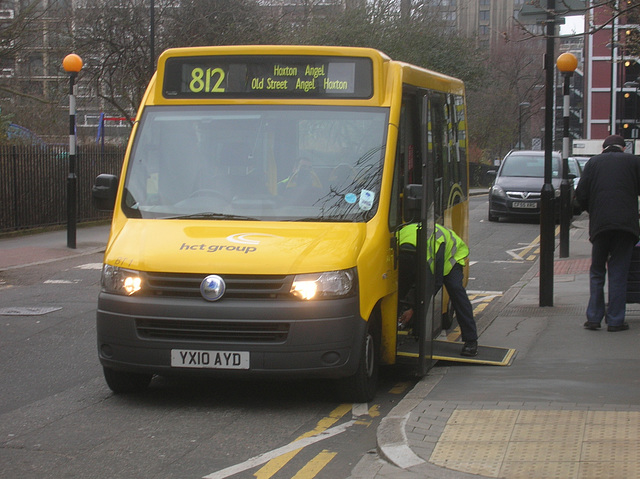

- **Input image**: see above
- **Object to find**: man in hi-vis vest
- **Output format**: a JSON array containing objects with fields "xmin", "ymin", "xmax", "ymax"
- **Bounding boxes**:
[{"xmin": 397, "ymin": 223, "xmax": 478, "ymax": 357}]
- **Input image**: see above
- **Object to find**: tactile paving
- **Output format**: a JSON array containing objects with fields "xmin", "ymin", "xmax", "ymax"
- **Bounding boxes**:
[
  {"xmin": 448, "ymin": 409, "xmax": 518, "ymax": 425},
  {"xmin": 427, "ymin": 408, "xmax": 640, "ymax": 479},
  {"xmin": 500, "ymin": 461, "xmax": 580, "ymax": 479}
]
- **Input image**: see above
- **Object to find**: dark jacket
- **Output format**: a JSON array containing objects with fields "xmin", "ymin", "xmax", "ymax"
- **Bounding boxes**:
[{"xmin": 575, "ymin": 149, "xmax": 640, "ymax": 242}]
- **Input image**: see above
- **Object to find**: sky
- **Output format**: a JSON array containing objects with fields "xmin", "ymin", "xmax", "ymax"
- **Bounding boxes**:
[{"xmin": 560, "ymin": 15, "xmax": 585, "ymax": 35}]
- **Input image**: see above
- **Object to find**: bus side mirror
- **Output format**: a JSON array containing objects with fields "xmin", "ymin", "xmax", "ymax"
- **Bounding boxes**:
[
  {"xmin": 403, "ymin": 184, "xmax": 422, "ymax": 221},
  {"xmin": 92, "ymin": 174, "xmax": 119, "ymax": 211}
]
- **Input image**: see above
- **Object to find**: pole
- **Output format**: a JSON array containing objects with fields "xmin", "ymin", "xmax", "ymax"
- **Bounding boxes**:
[
  {"xmin": 518, "ymin": 102, "xmax": 530, "ymax": 150},
  {"xmin": 610, "ymin": 8, "xmax": 618, "ymax": 134},
  {"xmin": 67, "ymin": 72, "xmax": 77, "ymax": 249},
  {"xmin": 539, "ymin": 1, "xmax": 556, "ymax": 307},
  {"xmin": 559, "ymin": 71, "xmax": 572, "ymax": 258},
  {"xmin": 150, "ymin": 0, "xmax": 155, "ymax": 78},
  {"xmin": 519, "ymin": 106, "xmax": 523, "ymax": 150}
]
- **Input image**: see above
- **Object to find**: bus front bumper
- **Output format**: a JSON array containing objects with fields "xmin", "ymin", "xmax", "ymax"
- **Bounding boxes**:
[{"xmin": 97, "ymin": 293, "xmax": 366, "ymax": 379}]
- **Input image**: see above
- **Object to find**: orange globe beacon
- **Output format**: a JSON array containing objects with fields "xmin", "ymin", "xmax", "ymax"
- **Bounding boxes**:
[
  {"xmin": 63, "ymin": 54, "xmax": 83, "ymax": 73},
  {"xmin": 556, "ymin": 52, "xmax": 578, "ymax": 73}
]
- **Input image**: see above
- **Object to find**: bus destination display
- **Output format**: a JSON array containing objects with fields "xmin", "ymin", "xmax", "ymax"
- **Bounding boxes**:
[{"xmin": 162, "ymin": 55, "xmax": 373, "ymax": 99}]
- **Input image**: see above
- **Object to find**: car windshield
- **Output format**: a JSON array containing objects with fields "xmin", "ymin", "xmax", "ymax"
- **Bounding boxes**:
[
  {"xmin": 500, "ymin": 154, "xmax": 561, "ymax": 178},
  {"xmin": 576, "ymin": 157, "xmax": 590, "ymax": 169},
  {"xmin": 122, "ymin": 105, "xmax": 388, "ymax": 222},
  {"xmin": 568, "ymin": 159, "xmax": 581, "ymax": 177}
]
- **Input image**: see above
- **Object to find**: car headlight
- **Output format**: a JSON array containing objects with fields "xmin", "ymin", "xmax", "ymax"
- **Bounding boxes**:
[
  {"xmin": 291, "ymin": 269, "xmax": 356, "ymax": 300},
  {"xmin": 101, "ymin": 264, "xmax": 142, "ymax": 295},
  {"xmin": 490, "ymin": 185, "xmax": 506, "ymax": 199}
]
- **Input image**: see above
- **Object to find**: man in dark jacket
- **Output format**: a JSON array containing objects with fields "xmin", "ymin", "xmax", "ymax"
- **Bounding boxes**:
[{"xmin": 575, "ymin": 134, "xmax": 640, "ymax": 332}]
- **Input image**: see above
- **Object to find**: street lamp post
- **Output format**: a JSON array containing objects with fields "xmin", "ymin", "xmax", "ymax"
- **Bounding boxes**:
[
  {"xmin": 557, "ymin": 52, "xmax": 578, "ymax": 259},
  {"xmin": 539, "ymin": 0, "xmax": 558, "ymax": 307},
  {"xmin": 62, "ymin": 53, "xmax": 83, "ymax": 249},
  {"xmin": 624, "ymin": 80, "xmax": 639, "ymax": 140},
  {"xmin": 518, "ymin": 102, "xmax": 531, "ymax": 150},
  {"xmin": 150, "ymin": 0, "xmax": 155, "ymax": 78}
]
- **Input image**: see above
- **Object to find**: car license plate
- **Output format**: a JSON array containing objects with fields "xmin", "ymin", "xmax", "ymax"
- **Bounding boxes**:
[
  {"xmin": 171, "ymin": 349, "xmax": 249, "ymax": 369},
  {"xmin": 512, "ymin": 201, "xmax": 537, "ymax": 209}
]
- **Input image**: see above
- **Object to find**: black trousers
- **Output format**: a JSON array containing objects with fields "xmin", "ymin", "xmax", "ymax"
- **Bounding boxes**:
[
  {"xmin": 399, "ymin": 250, "xmax": 477, "ymax": 342},
  {"xmin": 442, "ymin": 263, "xmax": 478, "ymax": 342}
]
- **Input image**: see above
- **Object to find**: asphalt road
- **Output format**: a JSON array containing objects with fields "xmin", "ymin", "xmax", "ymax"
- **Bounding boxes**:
[{"xmin": 0, "ymin": 194, "xmax": 545, "ymax": 478}]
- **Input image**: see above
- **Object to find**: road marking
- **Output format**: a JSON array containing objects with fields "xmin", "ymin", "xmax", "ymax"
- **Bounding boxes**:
[
  {"xmin": 202, "ymin": 419, "xmax": 355, "ymax": 479},
  {"xmin": 446, "ymin": 292, "xmax": 502, "ymax": 340},
  {"xmin": 75, "ymin": 263, "xmax": 103, "ymax": 270},
  {"xmin": 0, "ymin": 306, "xmax": 62, "ymax": 316},
  {"xmin": 290, "ymin": 450, "xmax": 337, "ymax": 478},
  {"xmin": 250, "ymin": 403, "xmax": 352, "ymax": 479},
  {"xmin": 44, "ymin": 279, "xmax": 81, "ymax": 284},
  {"xmin": 389, "ymin": 382, "xmax": 412, "ymax": 395},
  {"xmin": 351, "ymin": 403, "xmax": 369, "ymax": 417}
]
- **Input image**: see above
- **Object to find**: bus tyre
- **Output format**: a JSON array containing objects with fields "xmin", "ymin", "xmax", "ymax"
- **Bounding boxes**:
[
  {"xmin": 103, "ymin": 367, "xmax": 152, "ymax": 394},
  {"xmin": 338, "ymin": 321, "xmax": 379, "ymax": 402}
]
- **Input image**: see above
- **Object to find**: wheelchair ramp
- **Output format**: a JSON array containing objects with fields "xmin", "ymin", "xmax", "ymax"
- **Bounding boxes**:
[
  {"xmin": 396, "ymin": 335, "xmax": 515, "ymax": 366},
  {"xmin": 432, "ymin": 340, "xmax": 516, "ymax": 366}
]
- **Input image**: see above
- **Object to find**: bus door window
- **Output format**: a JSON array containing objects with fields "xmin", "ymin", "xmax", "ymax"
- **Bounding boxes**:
[
  {"xmin": 428, "ymin": 93, "xmax": 446, "ymax": 220},
  {"xmin": 392, "ymin": 94, "xmax": 421, "ymax": 304}
]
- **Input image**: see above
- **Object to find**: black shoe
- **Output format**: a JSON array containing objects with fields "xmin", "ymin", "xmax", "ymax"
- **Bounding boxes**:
[
  {"xmin": 607, "ymin": 323, "xmax": 630, "ymax": 332},
  {"xmin": 583, "ymin": 321, "xmax": 601, "ymax": 330},
  {"xmin": 461, "ymin": 341, "xmax": 478, "ymax": 357}
]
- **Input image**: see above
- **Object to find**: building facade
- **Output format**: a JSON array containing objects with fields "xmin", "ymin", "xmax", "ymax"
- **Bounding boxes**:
[{"xmin": 584, "ymin": 0, "xmax": 640, "ymax": 141}]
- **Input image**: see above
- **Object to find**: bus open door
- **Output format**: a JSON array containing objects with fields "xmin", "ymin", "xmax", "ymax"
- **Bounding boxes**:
[{"xmin": 395, "ymin": 92, "xmax": 453, "ymax": 376}]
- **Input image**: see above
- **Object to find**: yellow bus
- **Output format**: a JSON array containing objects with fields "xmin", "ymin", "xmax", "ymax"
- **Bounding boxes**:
[{"xmin": 92, "ymin": 45, "xmax": 469, "ymax": 401}]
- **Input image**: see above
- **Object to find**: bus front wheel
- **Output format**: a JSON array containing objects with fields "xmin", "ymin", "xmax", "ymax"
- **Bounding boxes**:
[{"xmin": 337, "ymin": 318, "xmax": 379, "ymax": 402}]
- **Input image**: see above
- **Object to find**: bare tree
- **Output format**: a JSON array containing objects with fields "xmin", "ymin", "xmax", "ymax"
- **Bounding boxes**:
[
  {"xmin": 0, "ymin": 1, "xmax": 73, "ymax": 142},
  {"xmin": 164, "ymin": 0, "xmax": 276, "ymax": 48},
  {"xmin": 467, "ymin": 27, "xmax": 546, "ymax": 162},
  {"xmin": 71, "ymin": 0, "xmax": 172, "ymax": 122}
]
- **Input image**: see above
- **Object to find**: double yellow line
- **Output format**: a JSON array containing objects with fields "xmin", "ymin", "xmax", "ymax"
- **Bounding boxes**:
[{"xmin": 254, "ymin": 403, "xmax": 352, "ymax": 478}]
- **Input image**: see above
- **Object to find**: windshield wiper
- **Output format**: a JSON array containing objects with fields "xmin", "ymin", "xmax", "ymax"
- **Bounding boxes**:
[
  {"xmin": 166, "ymin": 212, "xmax": 259, "ymax": 221},
  {"xmin": 284, "ymin": 215, "xmax": 355, "ymax": 223}
]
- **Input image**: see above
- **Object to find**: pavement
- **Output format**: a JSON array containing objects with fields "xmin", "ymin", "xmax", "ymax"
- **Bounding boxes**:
[
  {"xmin": 2, "ymin": 205, "xmax": 640, "ymax": 479},
  {"xmin": 353, "ymin": 213, "xmax": 640, "ymax": 479},
  {"xmin": 0, "ymin": 224, "xmax": 110, "ymax": 271}
]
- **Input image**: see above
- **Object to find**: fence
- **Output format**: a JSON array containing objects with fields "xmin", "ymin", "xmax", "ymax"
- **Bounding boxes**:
[
  {"xmin": 0, "ymin": 144, "xmax": 125, "ymax": 233},
  {"xmin": 0, "ymin": 145, "xmax": 494, "ymax": 234},
  {"xmin": 469, "ymin": 162, "xmax": 495, "ymax": 188}
]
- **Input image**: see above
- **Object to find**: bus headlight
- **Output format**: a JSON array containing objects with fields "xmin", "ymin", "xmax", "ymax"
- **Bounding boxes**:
[
  {"xmin": 291, "ymin": 269, "xmax": 355, "ymax": 300},
  {"xmin": 101, "ymin": 265, "xmax": 142, "ymax": 295}
]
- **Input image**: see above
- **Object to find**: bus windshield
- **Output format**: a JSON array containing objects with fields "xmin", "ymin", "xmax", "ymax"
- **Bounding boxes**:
[{"xmin": 123, "ymin": 105, "xmax": 388, "ymax": 222}]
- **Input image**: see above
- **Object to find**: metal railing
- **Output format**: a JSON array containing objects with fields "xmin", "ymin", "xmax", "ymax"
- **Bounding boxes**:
[
  {"xmin": 0, "ymin": 145, "xmax": 493, "ymax": 234},
  {"xmin": 0, "ymin": 144, "xmax": 125, "ymax": 233}
]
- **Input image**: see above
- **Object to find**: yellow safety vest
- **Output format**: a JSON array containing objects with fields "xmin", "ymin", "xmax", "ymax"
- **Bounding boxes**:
[{"xmin": 398, "ymin": 223, "xmax": 469, "ymax": 275}]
